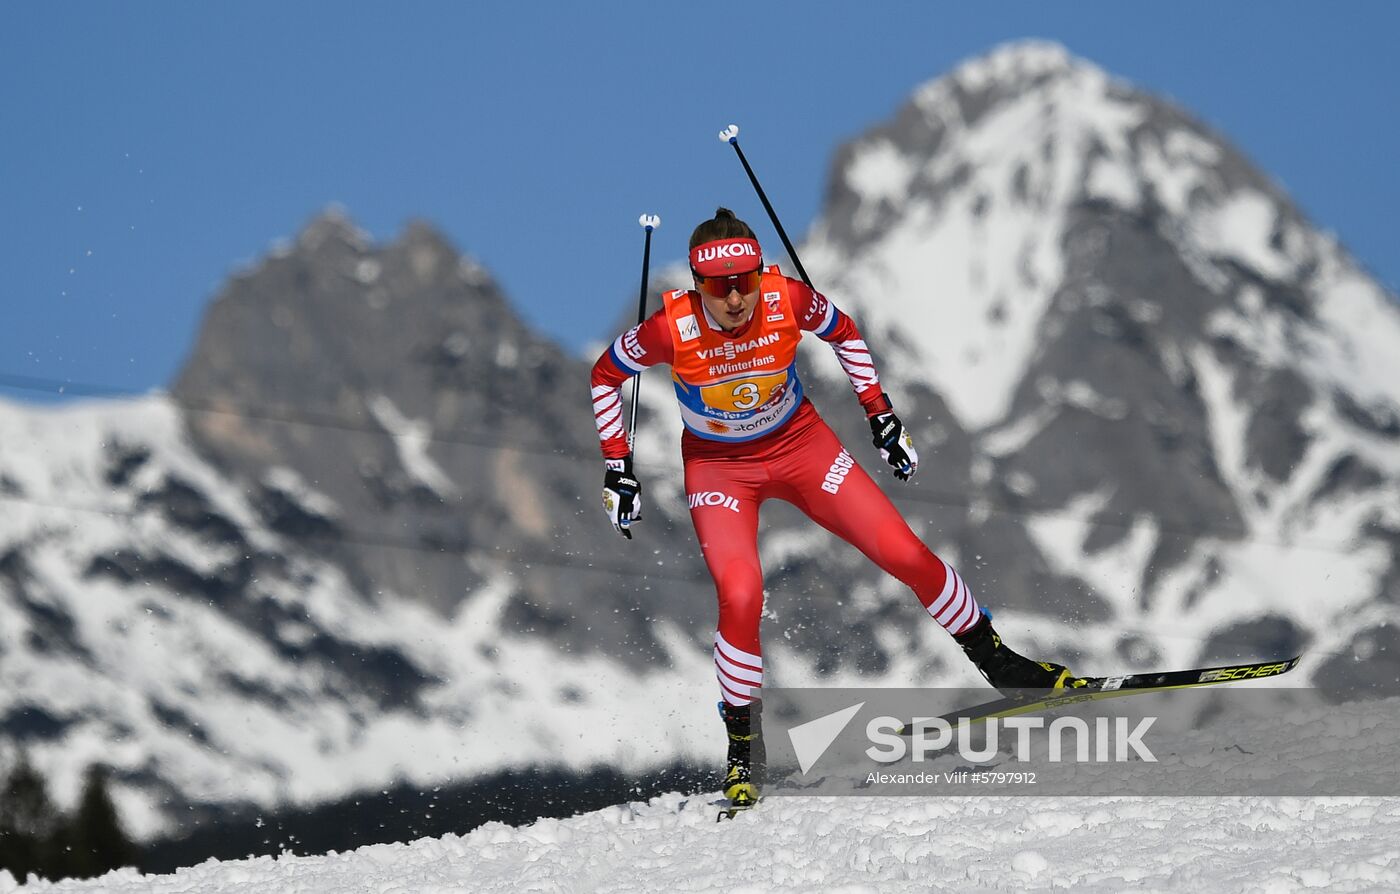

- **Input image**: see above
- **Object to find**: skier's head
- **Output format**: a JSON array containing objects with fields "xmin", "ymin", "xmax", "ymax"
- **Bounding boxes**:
[{"xmin": 690, "ymin": 208, "xmax": 763, "ymax": 331}]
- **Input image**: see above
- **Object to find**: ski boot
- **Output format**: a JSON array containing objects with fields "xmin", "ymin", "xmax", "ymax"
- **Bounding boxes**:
[
  {"xmin": 717, "ymin": 700, "xmax": 764, "ymax": 820},
  {"xmin": 954, "ymin": 610, "xmax": 1088, "ymax": 694}
]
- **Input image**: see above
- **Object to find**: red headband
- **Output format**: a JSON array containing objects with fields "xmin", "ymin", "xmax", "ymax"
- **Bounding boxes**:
[{"xmin": 689, "ymin": 238, "xmax": 762, "ymax": 277}]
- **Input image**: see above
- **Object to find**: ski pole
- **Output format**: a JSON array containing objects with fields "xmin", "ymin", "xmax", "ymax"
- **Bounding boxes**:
[
  {"xmin": 627, "ymin": 214, "xmax": 660, "ymax": 454},
  {"xmin": 718, "ymin": 124, "xmax": 814, "ymax": 289}
]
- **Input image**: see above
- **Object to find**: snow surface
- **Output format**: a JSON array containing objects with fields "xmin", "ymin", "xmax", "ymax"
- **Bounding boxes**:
[
  {"xmin": 366, "ymin": 394, "xmax": 458, "ymax": 498},
  {"xmin": 1192, "ymin": 189, "xmax": 1297, "ymax": 281},
  {"xmin": 10, "ymin": 694, "xmax": 1400, "ymax": 891},
  {"xmin": 6, "ymin": 795, "xmax": 1399, "ymax": 892}
]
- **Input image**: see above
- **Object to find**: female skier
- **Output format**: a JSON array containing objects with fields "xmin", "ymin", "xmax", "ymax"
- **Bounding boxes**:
[{"xmin": 589, "ymin": 209, "xmax": 1079, "ymax": 808}]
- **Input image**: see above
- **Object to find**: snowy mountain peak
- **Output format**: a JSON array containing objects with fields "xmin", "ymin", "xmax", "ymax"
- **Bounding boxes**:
[
  {"xmin": 294, "ymin": 204, "xmax": 373, "ymax": 254},
  {"xmin": 795, "ymin": 41, "xmax": 1400, "ymax": 700},
  {"xmin": 918, "ymin": 39, "xmax": 1106, "ymax": 114},
  {"xmin": 809, "ymin": 40, "xmax": 1397, "ymax": 432},
  {"xmin": 951, "ymin": 38, "xmax": 1082, "ymax": 85}
]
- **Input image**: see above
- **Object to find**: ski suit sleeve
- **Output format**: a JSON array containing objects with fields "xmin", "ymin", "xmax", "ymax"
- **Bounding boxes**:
[
  {"xmin": 590, "ymin": 309, "xmax": 674, "ymax": 460},
  {"xmin": 789, "ymin": 279, "xmax": 892, "ymax": 417}
]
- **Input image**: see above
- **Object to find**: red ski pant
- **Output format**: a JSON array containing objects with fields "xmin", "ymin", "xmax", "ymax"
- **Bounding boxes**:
[{"xmin": 684, "ymin": 409, "xmax": 981, "ymax": 706}]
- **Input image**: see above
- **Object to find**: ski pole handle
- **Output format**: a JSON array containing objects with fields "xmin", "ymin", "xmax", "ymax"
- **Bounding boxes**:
[{"xmin": 718, "ymin": 123, "xmax": 814, "ymax": 289}]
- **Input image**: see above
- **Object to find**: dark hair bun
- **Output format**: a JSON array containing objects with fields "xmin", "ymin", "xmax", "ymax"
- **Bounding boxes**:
[{"xmin": 689, "ymin": 207, "xmax": 756, "ymax": 249}]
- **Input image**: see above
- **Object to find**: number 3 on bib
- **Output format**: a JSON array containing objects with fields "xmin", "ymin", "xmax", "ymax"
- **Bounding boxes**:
[
  {"xmin": 731, "ymin": 382, "xmax": 760, "ymax": 409},
  {"xmin": 701, "ymin": 372, "xmax": 787, "ymax": 413}
]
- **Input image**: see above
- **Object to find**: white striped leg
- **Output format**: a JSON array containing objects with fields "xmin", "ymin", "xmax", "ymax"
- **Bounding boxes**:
[
  {"xmin": 926, "ymin": 562, "xmax": 981, "ymax": 635},
  {"xmin": 715, "ymin": 632, "xmax": 763, "ymax": 706}
]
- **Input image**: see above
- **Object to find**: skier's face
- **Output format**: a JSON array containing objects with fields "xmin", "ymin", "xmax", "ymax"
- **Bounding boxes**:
[{"xmin": 696, "ymin": 277, "xmax": 760, "ymax": 331}]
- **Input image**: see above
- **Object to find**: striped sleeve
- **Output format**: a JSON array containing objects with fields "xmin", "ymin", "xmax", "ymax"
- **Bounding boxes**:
[
  {"xmin": 790, "ymin": 279, "xmax": 889, "ymax": 415},
  {"xmin": 589, "ymin": 310, "xmax": 672, "ymax": 459}
]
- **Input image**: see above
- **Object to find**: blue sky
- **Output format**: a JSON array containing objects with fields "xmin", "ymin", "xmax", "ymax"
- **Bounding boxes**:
[{"xmin": 3, "ymin": 2, "xmax": 1397, "ymax": 400}]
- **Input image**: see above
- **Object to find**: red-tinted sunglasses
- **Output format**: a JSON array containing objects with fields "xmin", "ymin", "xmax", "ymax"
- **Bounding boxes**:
[{"xmin": 692, "ymin": 268, "xmax": 762, "ymax": 299}]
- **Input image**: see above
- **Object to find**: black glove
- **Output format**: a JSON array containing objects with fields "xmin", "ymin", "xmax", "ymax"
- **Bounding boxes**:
[
  {"xmin": 869, "ymin": 410, "xmax": 919, "ymax": 481},
  {"xmin": 602, "ymin": 456, "xmax": 642, "ymax": 539}
]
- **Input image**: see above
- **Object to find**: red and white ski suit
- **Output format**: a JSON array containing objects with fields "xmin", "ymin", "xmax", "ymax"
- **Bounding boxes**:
[{"xmin": 590, "ymin": 269, "xmax": 980, "ymax": 705}]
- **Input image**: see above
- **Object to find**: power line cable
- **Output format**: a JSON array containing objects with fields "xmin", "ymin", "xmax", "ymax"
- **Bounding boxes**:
[
  {"xmin": 1, "ymin": 370, "xmax": 1389, "ymax": 557},
  {"xmin": 0, "ymin": 490, "xmax": 701, "ymax": 583},
  {"xmin": 0, "ymin": 486, "xmax": 1386, "ymax": 658}
]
